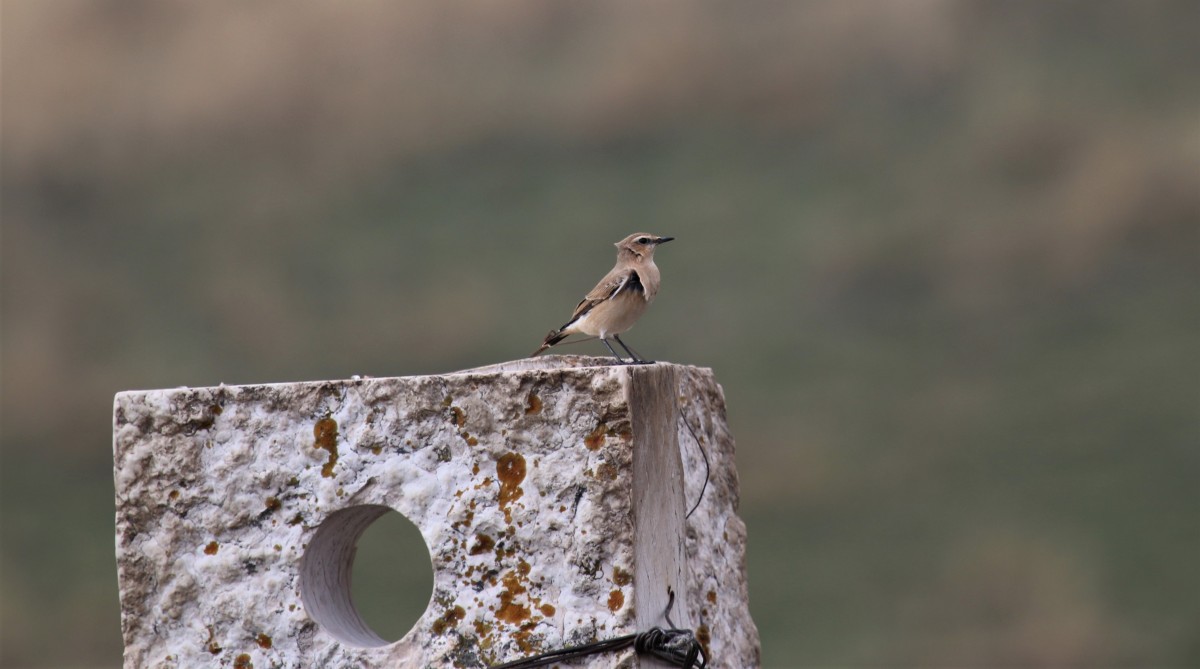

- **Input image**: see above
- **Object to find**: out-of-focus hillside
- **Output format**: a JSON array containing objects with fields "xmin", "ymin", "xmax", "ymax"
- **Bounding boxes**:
[{"xmin": 2, "ymin": 1, "xmax": 1198, "ymax": 666}]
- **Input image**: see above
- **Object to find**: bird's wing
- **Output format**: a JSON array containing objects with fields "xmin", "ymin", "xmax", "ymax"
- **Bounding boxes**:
[{"xmin": 567, "ymin": 267, "xmax": 644, "ymax": 322}]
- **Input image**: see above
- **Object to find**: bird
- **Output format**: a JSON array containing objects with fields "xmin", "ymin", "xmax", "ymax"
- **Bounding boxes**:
[{"xmin": 532, "ymin": 232, "xmax": 673, "ymax": 364}]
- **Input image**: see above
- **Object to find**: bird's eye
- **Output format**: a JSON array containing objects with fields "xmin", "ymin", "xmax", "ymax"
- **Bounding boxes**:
[{"xmin": 637, "ymin": 237, "xmax": 650, "ymax": 244}]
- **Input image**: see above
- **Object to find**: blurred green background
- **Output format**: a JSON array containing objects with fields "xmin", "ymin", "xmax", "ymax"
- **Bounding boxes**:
[{"xmin": 2, "ymin": 1, "xmax": 1198, "ymax": 667}]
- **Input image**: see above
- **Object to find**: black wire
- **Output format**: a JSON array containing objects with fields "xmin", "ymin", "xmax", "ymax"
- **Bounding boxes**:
[
  {"xmin": 665, "ymin": 586, "xmax": 679, "ymax": 629},
  {"xmin": 487, "ymin": 632, "xmax": 639, "ymax": 669},
  {"xmin": 679, "ymin": 405, "xmax": 710, "ymax": 520},
  {"xmin": 489, "ymin": 627, "xmax": 707, "ymax": 669}
]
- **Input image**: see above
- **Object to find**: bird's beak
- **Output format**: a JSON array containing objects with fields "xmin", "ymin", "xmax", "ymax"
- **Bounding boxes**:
[{"xmin": 656, "ymin": 236, "xmax": 675, "ymax": 244}]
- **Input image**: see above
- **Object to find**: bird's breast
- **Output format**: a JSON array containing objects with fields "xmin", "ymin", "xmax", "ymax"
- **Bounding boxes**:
[{"xmin": 572, "ymin": 290, "xmax": 649, "ymax": 338}]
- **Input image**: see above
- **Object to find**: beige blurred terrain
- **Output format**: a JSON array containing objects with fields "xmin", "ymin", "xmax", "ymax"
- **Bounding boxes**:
[{"xmin": 2, "ymin": 1, "xmax": 1198, "ymax": 666}]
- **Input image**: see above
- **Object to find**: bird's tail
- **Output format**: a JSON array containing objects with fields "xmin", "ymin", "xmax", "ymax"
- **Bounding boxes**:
[{"xmin": 531, "ymin": 329, "xmax": 569, "ymax": 357}]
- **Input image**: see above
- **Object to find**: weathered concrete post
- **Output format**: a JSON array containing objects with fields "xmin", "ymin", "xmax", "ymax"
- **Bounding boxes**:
[{"xmin": 113, "ymin": 356, "xmax": 759, "ymax": 667}]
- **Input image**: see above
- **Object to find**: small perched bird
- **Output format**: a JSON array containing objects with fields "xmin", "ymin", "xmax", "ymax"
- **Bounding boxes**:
[{"xmin": 532, "ymin": 232, "xmax": 673, "ymax": 364}]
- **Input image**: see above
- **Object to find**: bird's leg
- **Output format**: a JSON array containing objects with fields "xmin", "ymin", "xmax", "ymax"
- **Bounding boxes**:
[
  {"xmin": 600, "ymin": 337, "xmax": 630, "ymax": 364},
  {"xmin": 613, "ymin": 334, "xmax": 651, "ymax": 364}
]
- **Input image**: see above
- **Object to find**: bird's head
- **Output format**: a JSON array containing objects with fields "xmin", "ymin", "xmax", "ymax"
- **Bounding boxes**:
[{"xmin": 615, "ymin": 233, "xmax": 674, "ymax": 260}]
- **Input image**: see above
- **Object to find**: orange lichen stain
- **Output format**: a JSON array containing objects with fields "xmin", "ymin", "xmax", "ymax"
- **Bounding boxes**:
[
  {"xmin": 469, "ymin": 533, "xmax": 495, "ymax": 555},
  {"xmin": 256, "ymin": 633, "xmax": 272, "ymax": 649},
  {"xmin": 607, "ymin": 589, "xmax": 625, "ymax": 612},
  {"xmin": 431, "ymin": 605, "xmax": 466, "ymax": 635},
  {"xmin": 313, "ymin": 416, "xmax": 339, "ymax": 478},
  {"xmin": 449, "ymin": 406, "xmax": 466, "ymax": 427},
  {"xmin": 706, "ymin": 590, "xmax": 717, "ymax": 604},
  {"xmin": 472, "ymin": 463, "xmax": 480, "ymax": 475},
  {"xmin": 496, "ymin": 571, "xmax": 531, "ymax": 625},
  {"xmin": 370, "ymin": 444, "xmax": 382, "ymax": 455},
  {"xmin": 204, "ymin": 541, "xmax": 219, "ymax": 555},
  {"xmin": 451, "ymin": 509, "xmax": 475, "ymax": 532},
  {"xmin": 696, "ymin": 624, "xmax": 711, "ymax": 657},
  {"xmin": 210, "ymin": 403, "xmax": 223, "ymax": 415},
  {"xmin": 496, "ymin": 453, "xmax": 526, "ymax": 508},
  {"xmin": 233, "ymin": 653, "xmax": 252, "ymax": 669},
  {"xmin": 612, "ymin": 566, "xmax": 632, "ymax": 587},
  {"xmin": 517, "ymin": 560, "xmax": 531, "ymax": 576},
  {"xmin": 205, "ymin": 626, "xmax": 221, "ymax": 654},
  {"xmin": 539, "ymin": 603, "xmax": 556, "ymax": 617},
  {"xmin": 470, "ymin": 623, "xmax": 494, "ymax": 652},
  {"xmin": 168, "ymin": 490, "xmax": 180, "ymax": 500},
  {"xmin": 524, "ymin": 392, "xmax": 542, "ymax": 415},
  {"xmin": 461, "ymin": 432, "xmax": 479, "ymax": 446},
  {"xmin": 264, "ymin": 497, "xmax": 281, "ymax": 513},
  {"xmin": 513, "ymin": 621, "xmax": 540, "ymax": 653},
  {"xmin": 442, "ymin": 395, "xmax": 454, "ymax": 407},
  {"xmin": 595, "ymin": 462, "xmax": 618, "ymax": 481},
  {"xmin": 584, "ymin": 423, "xmax": 607, "ymax": 451},
  {"xmin": 274, "ymin": 545, "xmax": 282, "ymax": 551},
  {"xmin": 287, "ymin": 513, "xmax": 303, "ymax": 526}
]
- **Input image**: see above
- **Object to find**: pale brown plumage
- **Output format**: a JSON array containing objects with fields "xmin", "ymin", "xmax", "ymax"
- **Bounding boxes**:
[{"xmin": 532, "ymin": 232, "xmax": 673, "ymax": 363}]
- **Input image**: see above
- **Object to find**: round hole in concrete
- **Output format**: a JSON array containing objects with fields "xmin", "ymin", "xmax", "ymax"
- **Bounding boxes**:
[{"xmin": 300, "ymin": 505, "xmax": 434, "ymax": 647}]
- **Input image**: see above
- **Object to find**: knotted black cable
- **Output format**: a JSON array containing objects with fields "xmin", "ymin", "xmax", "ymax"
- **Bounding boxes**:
[
  {"xmin": 635, "ymin": 627, "xmax": 709, "ymax": 668},
  {"xmin": 488, "ymin": 626, "xmax": 707, "ymax": 669}
]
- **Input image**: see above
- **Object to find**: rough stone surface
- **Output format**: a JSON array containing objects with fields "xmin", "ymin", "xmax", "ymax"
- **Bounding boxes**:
[{"xmin": 113, "ymin": 356, "xmax": 759, "ymax": 668}]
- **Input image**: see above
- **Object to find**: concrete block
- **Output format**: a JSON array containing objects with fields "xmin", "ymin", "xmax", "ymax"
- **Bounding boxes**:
[{"xmin": 113, "ymin": 356, "xmax": 759, "ymax": 667}]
